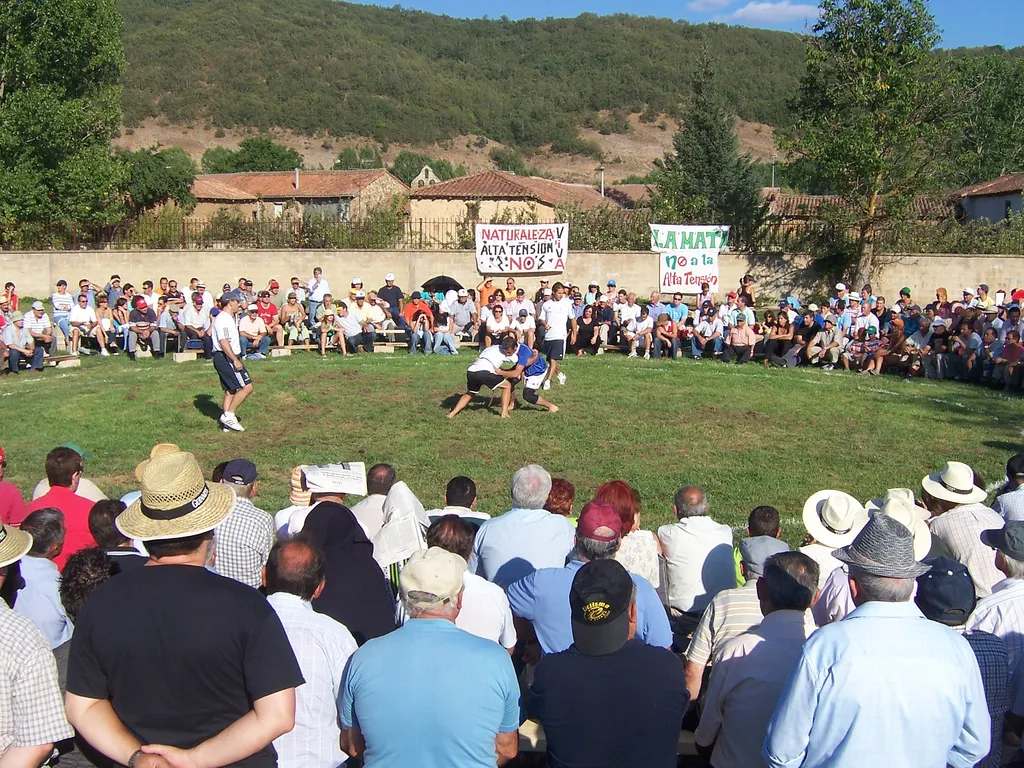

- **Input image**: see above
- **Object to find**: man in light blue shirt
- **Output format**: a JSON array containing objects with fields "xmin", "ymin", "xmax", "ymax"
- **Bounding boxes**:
[
  {"xmin": 341, "ymin": 547, "xmax": 520, "ymax": 767},
  {"xmin": 764, "ymin": 514, "xmax": 990, "ymax": 768},
  {"xmin": 14, "ymin": 508, "xmax": 73, "ymax": 649},
  {"xmin": 646, "ymin": 291, "xmax": 668, "ymax": 323},
  {"xmin": 993, "ymin": 454, "xmax": 1024, "ymax": 522},
  {"xmin": 469, "ymin": 465, "xmax": 575, "ymax": 589},
  {"xmin": 666, "ymin": 292, "xmax": 689, "ymax": 325},
  {"xmin": 508, "ymin": 501, "xmax": 671, "ymax": 654}
]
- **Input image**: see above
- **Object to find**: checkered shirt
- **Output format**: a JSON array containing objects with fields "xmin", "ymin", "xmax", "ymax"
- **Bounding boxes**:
[
  {"xmin": 961, "ymin": 629, "xmax": 1011, "ymax": 768},
  {"xmin": 0, "ymin": 602, "xmax": 73, "ymax": 753},
  {"xmin": 928, "ymin": 503, "xmax": 1006, "ymax": 597},
  {"xmin": 214, "ymin": 496, "xmax": 276, "ymax": 589},
  {"xmin": 994, "ymin": 486, "xmax": 1024, "ymax": 523}
]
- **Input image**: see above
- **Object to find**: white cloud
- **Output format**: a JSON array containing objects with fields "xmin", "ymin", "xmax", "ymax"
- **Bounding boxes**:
[
  {"xmin": 728, "ymin": 0, "xmax": 820, "ymax": 23},
  {"xmin": 687, "ymin": 0, "xmax": 733, "ymax": 11}
]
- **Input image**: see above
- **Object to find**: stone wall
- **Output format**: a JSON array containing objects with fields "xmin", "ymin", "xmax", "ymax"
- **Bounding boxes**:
[{"xmin": 2, "ymin": 248, "xmax": 1019, "ymax": 305}]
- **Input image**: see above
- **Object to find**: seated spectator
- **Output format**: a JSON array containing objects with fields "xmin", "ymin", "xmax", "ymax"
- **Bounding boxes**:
[
  {"xmin": 88, "ymin": 498, "xmax": 148, "ymax": 570},
  {"xmin": 253, "ymin": 290, "xmax": 284, "ymax": 346},
  {"xmin": 215, "ymin": 458, "xmax": 275, "ymax": 590},
  {"xmin": 684, "ymin": 536, "xmax": 792, "ymax": 704},
  {"xmin": 483, "ymin": 305, "xmax": 510, "ymax": 347},
  {"xmin": 652, "ymin": 312, "xmax": 678, "ymax": 359},
  {"xmin": 239, "ymin": 303, "xmax": 271, "ymax": 359},
  {"xmin": 68, "ymin": 292, "xmax": 104, "ymax": 356},
  {"xmin": 25, "ymin": 301, "xmax": 56, "ymax": 356},
  {"xmin": 157, "ymin": 299, "xmax": 185, "ymax": 354},
  {"xmin": 623, "ymin": 306, "xmax": 654, "ymax": 359},
  {"xmin": 721, "ymin": 313, "xmax": 757, "ymax": 364},
  {"xmin": 470, "ymin": 464, "xmax": 575, "ymax": 589},
  {"xmin": 0, "ymin": 446, "xmax": 25, "ymax": 526},
  {"xmin": 432, "ymin": 311, "xmax": 459, "ymax": 355},
  {"xmin": 14, "ymin": 508, "xmax": 73, "ymax": 648},
  {"xmin": 403, "ymin": 292, "xmax": 434, "ymax": 353},
  {"xmin": 3, "ymin": 312, "xmax": 43, "ymax": 373},
  {"xmin": 31, "ymin": 443, "xmax": 106, "ymax": 504},
  {"xmin": 695, "ymin": 552, "xmax": 820, "ymax": 768},
  {"xmin": 21, "ymin": 447, "xmax": 97, "ymax": 569},
  {"xmin": 799, "ymin": 490, "xmax": 867, "ymax": 589},
  {"xmin": 449, "ymin": 289, "xmax": 477, "ymax": 340},
  {"xmin": 508, "ymin": 501, "xmax": 671, "ymax": 655},
  {"xmin": 126, "ymin": 296, "xmax": 158, "ymax": 360},
  {"xmin": 595, "ymin": 480, "xmax": 660, "ymax": 589},
  {"xmin": 317, "ymin": 308, "xmax": 344, "ymax": 356},
  {"xmin": 994, "ymin": 453, "xmax": 1024, "ymax": 521},
  {"xmin": 350, "ymin": 464, "xmax": 398, "ymax": 539},
  {"xmin": 764, "ymin": 308, "xmax": 793, "ymax": 364},
  {"xmin": 544, "ymin": 478, "xmax": 576, "ymax": 523},
  {"xmin": 340, "ymin": 547, "xmax": 520, "ymax": 767},
  {"xmin": 658, "ymin": 486, "xmax": 735, "ymax": 644},
  {"xmin": 993, "ymin": 329, "xmax": 1024, "ymax": 391},
  {"xmin": 371, "ymin": 481, "xmax": 430, "ymax": 594},
  {"xmin": 426, "ymin": 475, "xmax": 491, "ymax": 528},
  {"xmin": 266, "ymin": 538, "xmax": 358, "ymax": 768},
  {"xmin": 903, "ymin": 315, "xmax": 934, "ymax": 378},
  {"xmin": 806, "ymin": 314, "xmax": 842, "ymax": 369},
  {"xmin": 692, "ymin": 306, "xmax": 724, "ymax": 359},
  {"xmin": 280, "ymin": 292, "xmax": 310, "ymax": 345},
  {"xmin": 861, "ymin": 317, "xmax": 906, "ymax": 376},
  {"xmin": 969, "ymin": 522, "xmax": 1024, "ymax": 684},
  {"xmin": 530, "ymin": 559, "xmax": 688, "ymax": 768},
  {"xmin": 338, "ymin": 302, "xmax": 375, "ymax": 354}
]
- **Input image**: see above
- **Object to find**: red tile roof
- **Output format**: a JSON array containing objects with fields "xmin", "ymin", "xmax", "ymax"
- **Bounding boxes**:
[
  {"xmin": 192, "ymin": 170, "xmax": 406, "ymax": 201},
  {"xmin": 408, "ymin": 171, "xmax": 619, "ymax": 211},
  {"xmin": 958, "ymin": 173, "xmax": 1024, "ymax": 198},
  {"xmin": 761, "ymin": 188, "xmax": 952, "ymax": 220},
  {"xmin": 191, "ymin": 177, "xmax": 257, "ymax": 202}
]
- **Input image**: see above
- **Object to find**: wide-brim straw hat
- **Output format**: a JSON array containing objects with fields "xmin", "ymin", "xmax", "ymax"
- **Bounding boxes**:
[
  {"xmin": 833, "ymin": 512, "xmax": 931, "ymax": 579},
  {"xmin": 921, "ymin": 461, "xmax": 987, "ymax": 505},
  {"xmin": 0, "ymin": 524, "xmax": 32, "ymax": 569},
  {"xmin": 802, "ymin": 490, "xmax": 868, "ymax": 549},
  {"xmin": 865, "ymin": 488, "xmax": 928, "ymax": 523},
  {"xmin": 871, "ymin": 498, "xmax": 932, "ymax": 561},
  {"xmin": 134, "ymin": 443, "xmax": 181, "ymax": 482},
  {"xmin": 118, "ymin": 451, "xmax": 233, "ymax": 541}
]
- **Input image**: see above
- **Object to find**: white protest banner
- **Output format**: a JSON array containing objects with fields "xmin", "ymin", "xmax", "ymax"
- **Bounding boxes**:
[
  {"xmin": 649, "ymin": 224, "xmax": 730, "ymax": 292},
  {"xmin": 475, "ymin": 223, "xmax": 568, "ymax": 274}
]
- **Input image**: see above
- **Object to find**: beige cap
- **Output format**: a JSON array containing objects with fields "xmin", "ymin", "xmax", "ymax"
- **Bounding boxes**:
[{"xmin": 399, "ymin": 547, "xmax": 466, "ymax": 608}]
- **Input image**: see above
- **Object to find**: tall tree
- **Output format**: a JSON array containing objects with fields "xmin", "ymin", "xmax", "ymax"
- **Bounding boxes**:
[
  {"xmin": 652, "ymin": 51, "xmax": 766, "ymax": 248},
  {"xmin": 120, "ymin": 147, "xmax": 197, "ymax": 217},
  {"xmin": 200, "ymin": 138, "xmax": 304, "ymax": 174},
  {"xmin": 0, "ymin": 0, "xmax": 126, "ymax": 225},
  {"xmin": 389, "ymin": 151, "xmax": 466, "ymax": 185},
  {"xmin": 786, "ymin": 0, "xmax": 958, "ymax": 284}
]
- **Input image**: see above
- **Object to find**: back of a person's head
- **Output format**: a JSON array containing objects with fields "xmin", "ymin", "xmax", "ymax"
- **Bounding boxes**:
[
  {"xmin": 848, "ymin": 566, "xmax": 915, "ymax": 603},
  {"xmin": 545, "ymin": 479, "xmax": 576, "ymax": 517},
  {"xmin": 594, "ymin": 480, "xmax": 640, "ymax": 532},
  {"xmin": 445, "ymin": 476, "xmax": 476, "ymax": 508},
  {"xmin": 673, "ymin": 485, "xmax": 708, "ymax": 519},
  {"xmin": 762, "ymin": 552, "xmax": 819, "ymax": 612},
  {"xmin": 748, "ymin": 505, "xmax": 781, "ymax": 537},
  {"xmin": 88, "ymin": 499, "xmax": 129, "ymax": 550},
  {"xmin": 367, "ymin": 463, "xmax": 397, "ymax": 496},
  {"xmin": 426, "ymin": 515, "xmax": 475, "ymax": 562},
  {"xmin": 145, "ymin": 532, "xmax": 211, "ymax": 560},
  {"xmin": 60, "ymin": 548, "xmax": 119, "ymax": 620},
  {"xmin": 511, "ymin": 464, "xmax": 552, "ymax": 510},
  {"xmin": 45, "ymin": 447, "xmax": 83, "ymax": 488},
  {"xmin": 265, "ymin": 538, "xmax": 325, "ymax": 601},
  {"xmin": 21, "ymin": 507, "xmax": 65, "ymax": 557}
]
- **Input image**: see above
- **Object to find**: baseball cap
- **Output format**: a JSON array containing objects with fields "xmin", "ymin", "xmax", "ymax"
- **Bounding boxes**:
[
  {"xmin": 244, "ymin": 280, "xmax": 253, "ymax": 287},
  {"xmin": 543, "ymin": 288, "xmax": 552, "ymax": 296},
  {"xmin": 736, "ymin": 314, "xmax": 746, "ymax": 323},
  {"xmin": 31, "ymin": 301, "xmax": 43, "ymax": 310},
  {"xmin": 577, "ymin": 501, "xmax": 621, "ymax": 542},
  {"xmin": 518, "ymin": 309, "xmax": 528, "ymax": 318},
  {"xmin": 56, "ymin": 280, "xmax": 67, "ymax": 287},
  {"xmin": 1012, "ymin": 290, "xmax": 1024, "ymax": 301},
  {"xmin": 258, "ymin": 290, "xmax": 270, "ymax": 298},
  {"xmin": 222, "ymin": 283, "xmax": 231, "ymax": 292},
  {"xmin": 247, "ymin": 303, "xmax": 258, "ymax": 312},
  {"xmin": 457, "ymin": 289, "xmax": 468, "ymax": 297},
  {"xmin": 915, "ymin": 557, "xmax": 976, "ymax": 626},
  {"xmin": 411, "ymin": 291, "xmax": 422, "ymax": 300},
  {"xmin": 569, "ymin": 559, "xmax": 634, "ymax": 656},
  {"xmin": 222, "ymin": 458, "xmax": 258, "ymax": 485},
  {"xmin": 963, "ymin": 286, "xmax": 975, "ymax": 295},
  {"xmin": 287, "ymin": 291, "xmax": 297, "ymax": 299},
  {"xmin": 607, "ymin": 280, "xmax": 616, "ymax": 287},
  {"xmin": 516, "ymin": 288, "xmax": 525, "ymax": 296},
  {"xmin": 808, "ymin": 303, "xmax": 819, "ymax": 312},
  {"xmin": 900, "ymin": 286, "xmax": 911, "ymax": 296},
  {"xmin": 351, "ymin": 276, "xmax": 363, "ymax": 286},
  {"xmin": 728, "ymin": 291, "xmax": 738, "ymax": 298},
  {"xmin": 0, "ymin": 446, "xmax": 5, "ymax": 464},
  {"xmin": 10, "ymin": 311, "xmax": 23, "ymax": 322},
  {"xmin": 836, "ymin": 282, "xmax": 847, "ymax": 291},
  {"xmin": 384, "ymin": 272, "xmax": 396, "ymax": 281},
  {"xmin": 739, "ymin": 536, "xmax": 792, "ymax": 577},
  {"xmin": 981, "ymin": 521, "xmax": 1024, "ymax": 560},
  {"xmin": 979, "ymin": 283, "xmax": 990, "ymax": 293},
  {"xmin": 867, "ymin": 326, "xmax": 878, "ymax": 334},
  {"xmin": 825, "ymin": 313, "xmax": 838, "ymax": 324},
  {"xmin": 590, "ymin": 280, "xmax": 599, "ymax": 286},
  {"xmin": 354, "ymin": 290, "xmax": 366, "ymax": 299},
  {"xmin": 399, "ymin": 547, "xmax": 466, "ymax": 609},
  {"xmin": 270, "ymin": 280, "xmax": 280, "ymax": 289}
]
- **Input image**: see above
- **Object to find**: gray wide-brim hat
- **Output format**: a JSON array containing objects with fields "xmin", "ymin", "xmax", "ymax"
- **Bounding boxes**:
[{"xmin": 833, "ymin": 512, "xmax": 931, "ymax": 579}]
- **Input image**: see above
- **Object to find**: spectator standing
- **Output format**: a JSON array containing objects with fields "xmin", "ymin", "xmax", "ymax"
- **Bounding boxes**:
[
  {"xmin": 20, "ymin": 447, "xmax": 96, "ymax": 569},
  {"xmin": 266, "ymin": 539, "xmax": 358, "ymax": 768},
  {"xmin": 377, "ymin": 272, "xmax": 406, "ymax": 326},
  {"xmin": 0, "ymin": 446, "xmax": 25, "ymax": 527},
  {"xmin": 658, "ymin": 486, "xmax": 735, "ymax": 644},
  {"xmin": 470, "ymin": 464, "xmax": 575, "ymax": 589},
  {"xmin": 14, "ymin": 508, "xmax": 73, "ymax": 649},
  {"xmin": 695, "ymin": 552, "xmax": 820, "ymax": 768},
  {"xmin": 340, "ymin": 547, "xmax": 520, "ymax": 767},
  {"xmin": 214, "ymin": 459, "xmax": 275, "ymax": 590},
  {"xmin": 763, "ymin": 514, "xmax": 989, "ymax": 768},
  {"xmin": 65, "ymin": 450, "xmax": 304, "ymax": 768},
  {"xmin": 530, "ymin": 559, "xmax": 688, "ymax": 768},
  {"xmin": 0, "ymin": 521, "xmax": 75, "ymax": 767},
  {"xmin": 307, "ymin": 267, "xmax": 331, "ymax": 324},
  {"xmin": 994, "ymin": 453, "xmax": 1024, "ymax": 521},
  {"xmin": 349, "ymin": 463, "xmax": 397, "ymax": 540}
]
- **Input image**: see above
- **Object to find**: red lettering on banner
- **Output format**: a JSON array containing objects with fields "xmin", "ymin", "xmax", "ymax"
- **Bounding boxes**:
[{"xmin": 662, "ymin": 271, "xmax": 719, "ymax": 289}]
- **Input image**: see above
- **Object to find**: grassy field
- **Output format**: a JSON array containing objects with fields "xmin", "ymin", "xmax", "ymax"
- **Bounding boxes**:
[{"xmin": 1, "ymin": 352, "xmax": 1021, "ymax": 544}]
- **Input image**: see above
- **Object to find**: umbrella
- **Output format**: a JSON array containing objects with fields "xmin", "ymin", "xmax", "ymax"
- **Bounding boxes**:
[{"xmin": 421, "ymin": 275, "xmax": 463, "ymax": 294}]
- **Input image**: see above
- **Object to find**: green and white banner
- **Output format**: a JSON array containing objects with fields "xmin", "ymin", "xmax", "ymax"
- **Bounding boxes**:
[{"xmin": 649, "ymin": 224, "xmax": 730, "ymax": 292}]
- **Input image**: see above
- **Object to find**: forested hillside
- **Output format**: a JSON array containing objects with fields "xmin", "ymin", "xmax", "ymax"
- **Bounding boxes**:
[{"xmin": 118, "ymin": 0, "xmax": 807, "ymax": 148}]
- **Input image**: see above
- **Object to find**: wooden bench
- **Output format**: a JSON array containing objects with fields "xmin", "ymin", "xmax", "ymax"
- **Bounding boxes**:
[
  {"xmin": 45, "ymin": 355, "xmax": 81, "ymax": 369},
  {"xmin": 517, "ymin": 719, "xmax": 696, "ymax": 755}
]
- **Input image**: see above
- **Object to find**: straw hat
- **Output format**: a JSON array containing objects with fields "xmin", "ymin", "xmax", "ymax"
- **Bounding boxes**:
[
  {"xmin": 921, "ymin": 461, "xmax": 987, "ymax": 505},
  {"xmin": 117, "ymin": 451, "xmax": 234, "ymax": 541},
  {"xmin": 802, "ymin": 490, "xmax": 868, "ymax": 549},
  {"xmin": 0, "ymin": 523, "xmax": 32, "ymax": 569},
  {"xmin": 134, "ymin": 443, "xmax": 181, "ymax": 482},
  {"xmin": 865, "ymin": 488, "xmax": 927, "ymax": 523},
  {"xmin": 872, "ymin": 497, "xmax": 932, "ymax": 561},
  {"xmin": 289, "ymin": 465, "xmax": 311, "ymax": 506}
]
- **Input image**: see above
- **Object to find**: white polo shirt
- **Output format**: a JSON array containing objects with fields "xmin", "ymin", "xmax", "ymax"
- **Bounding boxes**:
[
  {"xmin": 540, "ymin": 297, "xmax": 573, "ymax": 341},
  {"xmin": 212, "ymin": 310, "xmax": 241, "ymax": 355},
  {"xmin": 69, "ymin": 306, "xmax": 97, "ymax": 326},
  {"xmin": 468, "ymin": 345, "xmax": 515, "ymax": 374}
]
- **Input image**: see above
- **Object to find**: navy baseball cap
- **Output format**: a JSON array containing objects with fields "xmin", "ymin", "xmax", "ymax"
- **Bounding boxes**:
[
  {"xmin": 570, "ymin": 559, "xmax": 633, "ymax": 656},
  {"xmin": 222, "ymin": 459, "xmax": 258, "ymax": 485},
  {"xmin": 915, "ymin": 557, "xmax": 976, "ymax": 626}
]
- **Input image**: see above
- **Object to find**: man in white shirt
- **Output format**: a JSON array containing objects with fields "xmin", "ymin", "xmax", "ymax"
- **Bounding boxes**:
[
  {"xmin": 307, "ymin": 267, "xmax": 330, "ymax": 324},
  {"xmin": 658, "ymin": 486, "xmax": 736, "ymax": 648},
  {"xmin": 616, "ymin": 292, "xmax": 642, "ymax": 326},
  {"xmin": 426, "ymin": 476, "xmax": 491, "ymax": 529},
  {"xmin": 24, "ymin": 301, "xmax": 56, "ymax": 355},
  {"xmin": 695, "ymin": 551, "xmax": 820, "ymax": 768},
  {"xmin": 447, "ymin": 336, "xmax": 521, "ymax": 419},
  {"xmin": 538, "ymin": 282, "xmax": 577, "ymax": 388},
  {"xmin": 51, "ymin": 280, "xmax": 75, "ymax": 348},
  {"xmin": 266, "ymin": 539, "xmax": 358, "ymax": 768},
  {"xmin": 349, "ymin": 464, "xmax": 397, "ymax": 540},
  {"xmin": 969, "ymin": 520, "xmax": 1024, "ymax": 688},
  {"xmin": 508, "ymin": 289, "xmax": 535, "ymax": 318},
  {"xmin": 239, "ymin": 304, "xmax": 270, "ymax": 358},
  {"xmin": 510, "ymin": 309, "xmax": 536, "ymax": 349},
  {"xmin": 211, "ymin": 293, "xmax": 253, "ymax": 432},
  {"xmin": 181, "ymin": 291, "xmax": 213, "ymax": 358},
  {"xmin": 692, "ymin": 309, "xmax": 724, "ymax": 359},
  {"xmin": 68, "ymin": 294, "xmax": 102, "ymax": 356}
]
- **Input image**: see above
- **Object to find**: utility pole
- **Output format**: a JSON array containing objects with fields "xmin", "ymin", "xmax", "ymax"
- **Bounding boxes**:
[
  {"xmin": 599, "ymin": 165, "xmax": 605, "ymax": 197},
  {"xmin": 771, "ymin": 153, "xmax": 777, "ymax": 188}
]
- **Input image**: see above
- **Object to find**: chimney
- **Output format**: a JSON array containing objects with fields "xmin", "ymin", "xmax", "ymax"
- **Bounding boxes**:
[{"xmin": 294, "ymin": 168, "xmax": 300, "ymax": 190}]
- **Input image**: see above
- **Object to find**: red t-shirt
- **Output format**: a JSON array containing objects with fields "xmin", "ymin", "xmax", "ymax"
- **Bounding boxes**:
[
  {"xmin": 20, "ymin": 486, "xmax": 97, "ymax": 570},
  {"xmin": 256, "ymin": 301, "xmax": 277, "ymax": 327},
  {"xmin": 0, "ymin": 481, "xmax": 25, "ymax": 526}
]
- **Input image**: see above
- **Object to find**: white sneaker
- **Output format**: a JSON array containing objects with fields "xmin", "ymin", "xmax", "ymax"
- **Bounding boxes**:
[
  {"xmin": 99, "ymin": 348, "xmax": 110, "ymax": 357},
  {"xmin": 556, "ymin": 372, "xmax": 566, "ymax": 385},
  {"xmin": 543, "ymin": 379, "xmax": 551, "ymax": 390},
  {"xmin": 70, "ymin": 349, "xmax": 79, "ymax": 357},
  {"xmin": 596, "ymin": 348, "xmax": 605, "ymax": 355},
  {"xmin": 221, "ymin": 415, "xmax": 245, "ymax": 432},
  {"xmin": 644, "ymin": 351, "xmax": 651, "ymax": 360},
  {"xmin": 628, "ymin": 351, "xmax": 638, "ymax": 358},
  {"xmin": 79, "ymin": 348, "xmax": 92, "ymax": 356}
]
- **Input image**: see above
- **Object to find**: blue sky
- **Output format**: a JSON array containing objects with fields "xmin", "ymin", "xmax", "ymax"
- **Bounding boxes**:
[{"xmin": 371, "ymin": 0, "xmax": 1022, "ymax": 49}]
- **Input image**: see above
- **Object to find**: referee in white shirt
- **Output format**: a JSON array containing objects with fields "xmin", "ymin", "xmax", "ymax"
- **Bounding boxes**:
[{"xmin": 211, "ymin": 293, "xmax": 254, "ymax": 432}]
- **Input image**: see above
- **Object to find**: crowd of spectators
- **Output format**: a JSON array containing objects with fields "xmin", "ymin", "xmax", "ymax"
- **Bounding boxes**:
[
  {"xmin": 3, "ymin": 441, "xmax": 1024, "ymax": 767},
  {"xmin": 4, "ymin": 272, "xmax": 1021, "ymax": 392}
]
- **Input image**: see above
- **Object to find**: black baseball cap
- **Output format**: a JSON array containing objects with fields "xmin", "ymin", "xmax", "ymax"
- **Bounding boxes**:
[
  {"xmin": 222, "ymin": 458, "xmax": 258, "ymax": 485},
  {"xmin": 915, "ymin": 557, "xmax": 976, "ymax": 626},
  {"xmin": 569, "ymin": 559, "xmax": 633, "ymax": 656},
  {"xmin": 981, "ymin": 521, "xmax": 1024, "ymax": 560}
]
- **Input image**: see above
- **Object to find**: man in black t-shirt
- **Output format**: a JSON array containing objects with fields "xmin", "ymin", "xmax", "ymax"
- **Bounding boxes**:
[
  {"xmin": 127, "ymin": 297, "xmax": 159, "ymax": 360},
  {"xmin": 530, "ymin": 559, "xmax": 688, "ymax": 768},
  {"xmin": 377, "ymin": 273, "xmax": 411, "ymax": 344},
  {"xmin": 66, "ymin": 450, "xmax": 304, "ymax": 768},
  {"xmin": 774, "ymin": 310, "xmax": 822, "ymax": 368}
]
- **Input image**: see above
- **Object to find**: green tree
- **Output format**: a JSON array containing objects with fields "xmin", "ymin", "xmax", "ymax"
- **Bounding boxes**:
[
  {"xmin": 120, "ymin": 146, "xmax": 197, "ymax": 217},
  {"xmin": 336, "ymin": 146, "xmax": 384, "ymax": 170},
  {"xmin": 785, "ymin": 0, "xmax": 959, "ymax": 284},
  {"xmin": 651, "ymin": 52, "xmax": 766, "ymax": 248},
  {"xmin": 389, "ymin": 151, "xmax": 466, "ymax": 185},
  {"xmin": 0, "ymin": 0, "xmax": 126, "ymax": 226},
  {"xmin": 489, "ymin": 147, "xmax": 528, "ymax": 175},
  {"xmin": 199, "ymin": 138, "xmax": 304, "ymax": 174},
  {"xmin": 201, "ymin": 146, "xmax": 237, "ymax": 174}
]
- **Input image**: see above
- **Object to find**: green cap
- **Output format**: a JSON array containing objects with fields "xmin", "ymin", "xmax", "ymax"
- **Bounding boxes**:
[
  {"xmin": 900, "ymin": 287, "xmax": 911, "ymax": 296},
  {"xmin": 59, "ymin": 443, "xmax": 93, "ymax": 460}
]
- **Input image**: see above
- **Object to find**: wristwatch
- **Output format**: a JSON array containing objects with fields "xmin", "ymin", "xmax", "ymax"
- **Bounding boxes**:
[{"xmin": 128, "ymin": 748, "xmax": 144, "ymax": 768}]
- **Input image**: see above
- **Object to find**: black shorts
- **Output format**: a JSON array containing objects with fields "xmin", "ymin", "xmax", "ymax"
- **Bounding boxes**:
[
  {"xmin": 543, "ymin": 339, "xmax": 565, "ymax": 361},
  {"xmin": 213, "ymin": 352, "xmax": 252, "ymax": 393},
  {"xmin": 466, "ymin": 370, "xmax": 505, "ymax": 395}
]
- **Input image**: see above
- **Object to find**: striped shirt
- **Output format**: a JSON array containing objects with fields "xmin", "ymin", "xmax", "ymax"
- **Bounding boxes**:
[
  {"xmin": 214, "ymin": 495, "xmax": 276, "ymax": 589},
  {"xmin": 994, "ymin": 486, "xmax": 1024, "ymax": 522},
  {"xmin": 959, "ymin": 629, "xmax": 1011, "ymax": 768},
  {"xmin": 685, "ymin": 581, "xmax": 764, "ymax": 668},
  {"xmin": 928, "ymin": 504, "xmax": 1006, "ymax": 597}
]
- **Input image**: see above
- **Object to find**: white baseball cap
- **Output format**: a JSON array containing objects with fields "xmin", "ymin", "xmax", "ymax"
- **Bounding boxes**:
[
  {"xmin": 543, "ymin": 288, "xmax": 553, "ymax": 296},
  {"xmin": 808, "ymin": 303, "xmax": 819, "ymax": 312},
  {"xmin": 351, "ymin": 276, "xmax": 363, "ymax": 285},
  {"xmin": 836, "ymin": 282, "xmax": 847, "ymax": 291},
  {"xmin": 457, "ymin": 289, "xmax": 468, "ymax": 297},
  {"xmin": 400, "ymin": 547, "xmax": 466, "ymax": 609},
  {"xmin": 963, "ymin": 286, "xmax": 975, "ymax": 295},
  {"xmin": 354, "ymin": 290, "xmax": 366, "ymax": 299},
  {"xmin": 31, "ymin": 301, "xmax": 44, "ymax": 310},
  {"xmin": 247, "ymin": 303, "xmax": 258, "ymax": 311},
  {"xmin": 590, "ymin": 280, "xmax": 599, "ymax": 286},
  {"xmin": 384, "ymin": 273, "xmax": 396, "ymax": 281}
]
